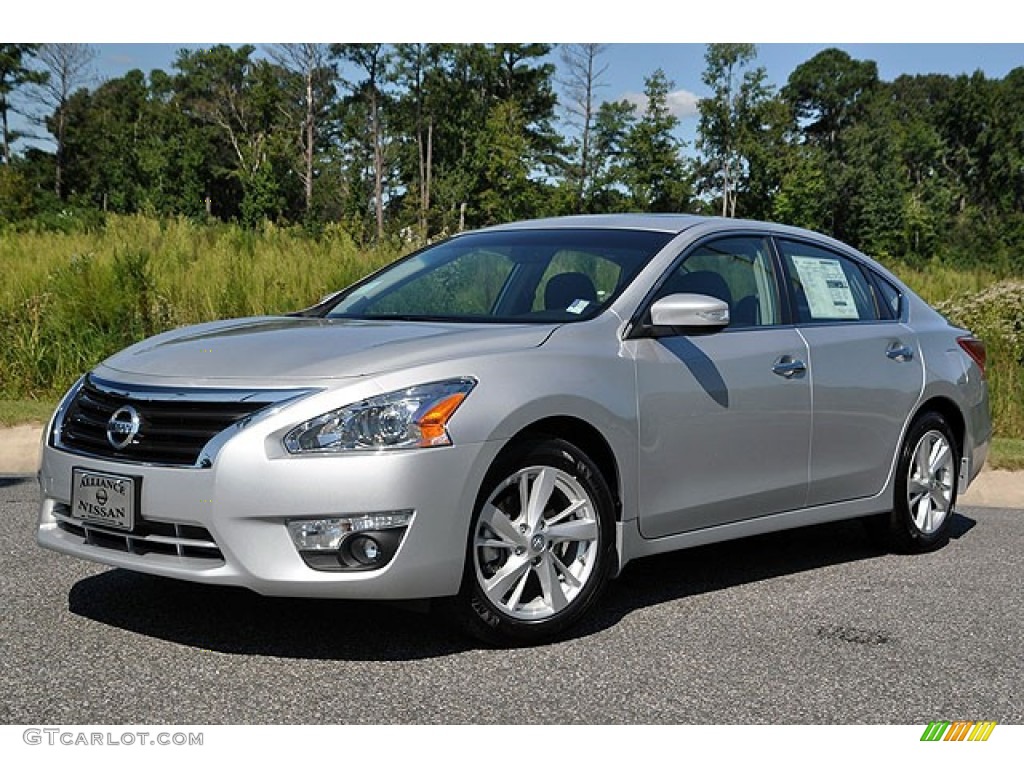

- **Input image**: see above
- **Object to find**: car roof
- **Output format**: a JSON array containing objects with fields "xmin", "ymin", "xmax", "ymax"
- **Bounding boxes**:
[
  {"xmin": 478, "ymin": 213, "xmax": 848, "ymax": 242},
  {"xmin": 481, "ymin": 213, "xmax": 709, "ymax": 234}
]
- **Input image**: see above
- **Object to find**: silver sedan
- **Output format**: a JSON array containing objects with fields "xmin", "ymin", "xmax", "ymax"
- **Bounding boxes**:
[{"xmin": 37, "ymin": 215, "xmax": 992, "ymax": 644}]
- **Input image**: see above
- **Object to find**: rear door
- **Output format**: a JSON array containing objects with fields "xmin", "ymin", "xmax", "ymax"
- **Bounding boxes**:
[{"xmin": 775, "ymin": 238, "xmax": 924, "ymax": 505}]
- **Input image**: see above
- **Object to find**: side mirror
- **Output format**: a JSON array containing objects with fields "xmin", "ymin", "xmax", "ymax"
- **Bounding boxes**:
[{"xmin": 649, "ymin": 293, "xmax": 730, "ymax": 333}]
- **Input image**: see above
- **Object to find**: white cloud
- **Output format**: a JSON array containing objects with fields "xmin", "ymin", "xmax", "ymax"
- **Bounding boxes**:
[{"xmin": 622, "ymin": 89, "xmax": 700, "ymax": 119}]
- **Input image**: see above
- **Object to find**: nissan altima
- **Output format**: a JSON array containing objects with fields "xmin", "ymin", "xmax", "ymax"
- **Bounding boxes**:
[{"xmin": 37, "ymin": 214, "xmax": 991, "ymax": 644}]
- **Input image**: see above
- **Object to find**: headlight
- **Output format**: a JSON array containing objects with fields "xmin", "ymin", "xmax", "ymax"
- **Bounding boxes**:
[{"xmin": 283, "ymin": 378, "xmax": 476, "ymax": 453}]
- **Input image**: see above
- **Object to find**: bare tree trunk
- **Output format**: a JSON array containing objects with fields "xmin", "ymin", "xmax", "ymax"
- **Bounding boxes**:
[
  {"xmin": 304, "ymin": 68, "xmax": 314, "ymax": 214},
  {"xmin": 416, "ymin": 114, "xmax": 426, "ymax": 237},
  {"xmin": 559, "ymin": 44, "xmax": 609, "ymax": 214},
  {"xmin": 425, "ymin": 118, "xmax": 433, "ymax": 230},
  {"xmin": 54, "ymin": 108, "xmax": 65, "ymax": 197},
  {"xmin": 1, "ymin": 108, "xmax": 10, "ymax": 165},
  {"xmin": 371, "ymin": 86, "xmax": 384, "ymax": 240},
  {"xmin": 267, "ymin": 44, "xmax": 332, "ymax": 218}
]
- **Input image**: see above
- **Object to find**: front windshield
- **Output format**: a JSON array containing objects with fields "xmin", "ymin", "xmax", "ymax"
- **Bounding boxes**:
[{"xmin": 326, "ymin": 228, "xmax": 674, "ymax": 323}]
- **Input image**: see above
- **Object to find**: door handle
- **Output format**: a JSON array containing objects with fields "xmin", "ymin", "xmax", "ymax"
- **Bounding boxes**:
[
  {"xmin": 886, "ymin": 343, "xmax": 914, "ymax": 362},
  {"xmin": 772, "ymin": 356, "xmax": 807, "ymax": 378}
]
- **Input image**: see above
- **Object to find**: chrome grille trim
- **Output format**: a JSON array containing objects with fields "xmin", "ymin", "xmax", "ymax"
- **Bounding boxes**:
[
  {"xmin": 54, "ymin": 374, "xmax": 316, "ymax": 468},
  {"xmin": 53, "ymin": 504, "xmax": 223, "ymax": 561}
]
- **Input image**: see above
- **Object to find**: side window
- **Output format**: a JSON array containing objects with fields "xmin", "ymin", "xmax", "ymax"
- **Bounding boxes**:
[
  {"xmin": 873, "ymin": 276, "xmax": 903, "ymax": 320},
  {"xmin": 778, "ymin": 240, "xmax": 880, "ymax": 323},
  {"xmin": 656, "ymin": 236, "xmax": 781, "ymax": 327}
]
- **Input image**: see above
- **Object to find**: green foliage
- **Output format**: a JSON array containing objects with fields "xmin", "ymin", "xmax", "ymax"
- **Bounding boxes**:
[
  {"xmin": 990, "ymin": 438, "xmax": 1024, "ymax": 471},
  {"xmin": 934, "ymin": 281, "xmax": 1024, "ymax": 438},
  {"xmin": 0, "ymin": 164, "xmax": 36, "ymax": 221}
]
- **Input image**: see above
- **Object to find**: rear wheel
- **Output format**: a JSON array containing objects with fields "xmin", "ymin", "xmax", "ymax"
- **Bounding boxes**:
[
  {"xmin": 448, "ymin": 438, "xmax": 615, "ymax": 646},
  {"xmin": 868, "ymin": 412, "xmax": 959, "ymax": 553}
]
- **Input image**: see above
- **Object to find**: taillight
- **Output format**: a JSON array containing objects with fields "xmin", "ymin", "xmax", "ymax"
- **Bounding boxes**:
[{"xmin": 957, "ymin": 335, "xmax": 987, "ymax": 378}]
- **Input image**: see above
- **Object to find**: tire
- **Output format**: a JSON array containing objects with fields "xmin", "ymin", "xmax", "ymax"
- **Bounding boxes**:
[
  {"xmin": 446, "ymin": 437, "xmax": 616, "ymax": 646},
  {"xmin": 868, "ymin": 412, "xmax": 959, "ymax": 553}
]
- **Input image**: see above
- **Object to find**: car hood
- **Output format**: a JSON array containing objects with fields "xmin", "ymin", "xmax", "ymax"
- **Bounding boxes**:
[{"xmin": 97, "ymin": 316, "xmax": 557, "ymax": 382}]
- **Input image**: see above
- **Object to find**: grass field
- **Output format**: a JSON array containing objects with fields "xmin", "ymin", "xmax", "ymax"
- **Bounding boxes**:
[{"xmin": 1, "ymin": 214, "xmax": 1021, "ymax": 439}]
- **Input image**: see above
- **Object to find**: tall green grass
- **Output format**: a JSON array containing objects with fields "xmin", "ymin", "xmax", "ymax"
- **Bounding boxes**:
[
  {"xmin": 1, "ymin": 216, "xmax": 1021, "ymax": 438},
  {"xmin": 0, "ymin": 215, "xmax": 400, "ymax": 398}
]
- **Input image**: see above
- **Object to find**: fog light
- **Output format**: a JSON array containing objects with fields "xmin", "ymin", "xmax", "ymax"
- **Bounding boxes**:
[
  {"xmin": 286, "ymin": 512, "xmax": 412, "ymax": 552},
  {"xmin": 350, "ymin": 534, "xmax": 382, "ymax": 565},
  {"xmin": 286, "ymin": 511, "xmax": 412, "ymax": 572}
]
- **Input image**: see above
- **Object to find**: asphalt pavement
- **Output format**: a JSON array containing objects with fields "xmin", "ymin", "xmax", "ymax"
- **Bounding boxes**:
[{"xmin": 2, "ymin": 474, "xmax": 1021, "ymax": 725}]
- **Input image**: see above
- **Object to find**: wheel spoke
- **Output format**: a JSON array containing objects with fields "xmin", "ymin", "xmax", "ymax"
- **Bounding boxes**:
[
  {"xmin": 526, "ymin": 467, "xmax": 556, "ymax": 527},
  {"xmin": 929, "ymin": 441, "xmax": 951, "ymax": 476},
  {"xmin": 484, "ymin": 556, "xmax": 531, "ymax": 604},
  {"xmin": 914, "ymin": 439, "xmax": 933, "ymax": 477},
  {"xmin": 913, "ymin": 496, "xmax": 932, "ymax": 531},
  {"xmin": 536, "ymin": 553, "xmax": 568, "ymax": 613},
  {"xmin": 908, "ymin": 476, "xmax": 928, "ymax": 496},
  {"xmin": 506, "ymin": 567, "xmax": 531, "ymax": 611},
  {"xmin": 546, "ymin": 518, "xmax": 598, "ymax": 544},
  {"xmin": 545, "ymin": 498, "xmax": 587, "ymax": 528},
  {"xmin": 517, "ymin": 473, "xmax": 530, "ymax": 522},
  {"xmin": 478, "ymin": 503, "xmax": 524, "ymax": 547},
  {"xmin": 551, "ymin": 555, "xmax": 582, "ymax": 589}
]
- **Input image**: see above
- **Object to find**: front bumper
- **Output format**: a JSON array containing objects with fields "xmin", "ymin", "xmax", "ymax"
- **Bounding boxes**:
[{"xmin": 37, "ymin": 421, "xmax": 501, "ymax": 600}]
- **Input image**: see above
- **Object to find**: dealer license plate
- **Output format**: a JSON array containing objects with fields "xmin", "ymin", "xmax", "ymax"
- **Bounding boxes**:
[{"xmin": 71, "ymin": 469, "xmax": 137, "ymax": 531}]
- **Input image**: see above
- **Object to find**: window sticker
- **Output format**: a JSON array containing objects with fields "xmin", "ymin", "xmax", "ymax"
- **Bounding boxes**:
[
  {"xmin": 566, "ymin": 299, "xmax": 590, "ymax": 314},
  {"xmin": 790, "ymin": 255, "xmax": 860, "ymax": 320}
]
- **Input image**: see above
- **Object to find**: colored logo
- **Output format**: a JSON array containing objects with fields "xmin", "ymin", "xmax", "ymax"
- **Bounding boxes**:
[{"xmin": 921, "ymin": 721, "xmax": 997, "ymax": 742}]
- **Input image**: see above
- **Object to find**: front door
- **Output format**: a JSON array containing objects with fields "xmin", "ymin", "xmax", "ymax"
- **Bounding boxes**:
[{"xmin": 630, "ymin": 235, "xmax": 812, "ymax": 539}]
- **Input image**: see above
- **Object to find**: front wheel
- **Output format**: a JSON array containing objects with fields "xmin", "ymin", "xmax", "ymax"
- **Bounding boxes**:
[
  {"xmin": 868, "ymin": 412, "xmax": 959, "ymax": 553},
  {"xmin": 447, "ymin": 438, "xmax": 615, "ymax": 646}
]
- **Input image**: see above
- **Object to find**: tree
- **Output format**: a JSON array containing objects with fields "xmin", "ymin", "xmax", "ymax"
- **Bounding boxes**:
[
  {"xmin": 475, "ymin": 99, "xmax": 542, "ymax": 224},
  {"xmin": 31, "ymin": 43, "xmax": 97, "ymax": 197},
  {"xmin": 266, "ymin": 44, "xmax": 334, "ymax": 217},
  {"xmin": 783, "ymin": 48, "xmax": 878, "ymax": 153},
  {"xmin": 59, "ymin": 70, "xmax": 149, "ymax": 212},
  {"xmin": 697, "ymin": 43, "xmax": 773, "ymax": 217},
  {"xmin": 0, "ymin": 44, "xmax": 46, "ymax": 164},
  {"xmin": 558, "ymin": 43, "xmax": 610, "ymax": 212},
  {"xmin": 390, "ymin": 43, "xmax": 449, "ymax": 238},
  {"xmin": 782, "ymin": 49, "xmax": 880, "ymax": 240},
  {"xmin": 335, "ymin": 44, "xmax": 389, "ymax": 240},
  {"xmin": 175, "ymin": 46, "xmax": 292, "ymax": 224},
  {"xmin": 622, "ymin": 69, "xmax": 691, "ymax": 212},
  {"xmin": 587, "ymin": 99, "xmax": 637, "ymax": 212}
]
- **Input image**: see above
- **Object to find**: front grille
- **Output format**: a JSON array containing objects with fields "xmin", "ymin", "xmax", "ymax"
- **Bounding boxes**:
[
  {"xmin": 53, "ymin": 503, "xmax": 223, "ymax": 561},
  {"xmin": 58, "ymin": 376, "xmax": 274, "ymax": 466}
]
